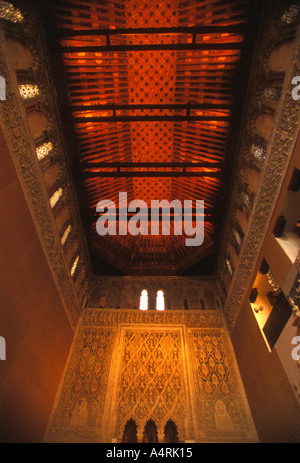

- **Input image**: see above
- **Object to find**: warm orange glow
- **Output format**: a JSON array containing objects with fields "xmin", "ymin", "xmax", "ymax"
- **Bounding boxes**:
[
  {"xmin": 249, "ymin": 272, "xmax": 274, "ymax": 351},
  {"xmin": 54, "ymin": 0, "xmax": 248, "ymax": 272}
]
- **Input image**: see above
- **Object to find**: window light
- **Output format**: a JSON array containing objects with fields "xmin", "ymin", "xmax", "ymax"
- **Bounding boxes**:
[
  {"xmin": 139, "ymin": 289, "xmax": 148, "ymax": 311},
  {"xmin": 0, "ymin": 1, "xmax": 24, "ymax": 23},
  {"xmin": 61, "ymin": 224, "xmax": 71, "ymax": 246},
  {"xmin": 19, "ymin": 84, "xmax": 39, "ymax": 100},
  {"xmin": 156, "ymin": 290, "xmax": 165, "ymax": 311},
  {"xmin": 71, "ymin": 255, "xmax": 79, "ymax": 277},
  {"xmin": 50, "ymin": 187, "xmax": 63, "ymax": 209},
  {"xmin": 36, "ymin": 142, "xmax": 53, "ymax": 161}
]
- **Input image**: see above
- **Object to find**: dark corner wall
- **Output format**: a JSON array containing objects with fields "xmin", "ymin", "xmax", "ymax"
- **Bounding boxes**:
[
  {"xmin": 230, "ymin": 136, "xmax": 300, "ymax": 443},
  {"xmin": 231, "ymin": 301, "xmax": 300, "ymax": 443},
  {"xmin": 0, "ymin": 127, "xmax": 74, "ymax": 443}
]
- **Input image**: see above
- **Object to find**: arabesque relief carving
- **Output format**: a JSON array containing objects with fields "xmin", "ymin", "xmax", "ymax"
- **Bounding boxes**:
[
  {"xmin": 45, "ymin": 309, "xmax": 258, "ymax": 443},
  {"xmin": 114, "ymin": 329, "xmax": 189, "ymax": 441},
  {"xmin": 188, "ymin": 330, "xmax": 258, "ymax": 441}
]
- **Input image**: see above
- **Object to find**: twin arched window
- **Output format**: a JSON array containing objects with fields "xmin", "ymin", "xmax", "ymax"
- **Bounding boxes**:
[{"xmin": 139, "ymin": 289, "xmax": 165, "ymax": 311}]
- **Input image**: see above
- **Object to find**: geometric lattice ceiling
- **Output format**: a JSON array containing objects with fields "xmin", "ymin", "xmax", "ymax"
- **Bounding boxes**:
[{"xmin": 49, "ymin": 0, "xmax": 257, "ymax": 275}]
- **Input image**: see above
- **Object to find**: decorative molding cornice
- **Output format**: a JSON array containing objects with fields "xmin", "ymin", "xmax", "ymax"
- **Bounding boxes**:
[{"xmin": 82, "ymin": 308, "xmax": 225, "ymax": 329}]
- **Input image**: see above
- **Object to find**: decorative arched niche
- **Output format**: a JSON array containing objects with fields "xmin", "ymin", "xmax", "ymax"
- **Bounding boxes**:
[
  {"xmin": 164, "ymin": 419, "xmax": 179, "ymax": 443},
  {"xmin": 122, "ymin": 418, "xmax": 138, "ymax": 443},
  {"xmin": 143, "ymin": 419, "xmax": 158, "ymax": 443}
]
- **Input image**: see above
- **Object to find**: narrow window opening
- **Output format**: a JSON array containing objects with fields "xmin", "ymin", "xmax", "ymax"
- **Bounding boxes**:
[
  {"xmin": 156, "ymin": 290, "xmax": 165, "ymax": 311},
  {"xmin": 143, "ymin": 419, "xmax": 158, "ymax": 443},
  {"xmin": 164, "ymin": 419, "xmax": 179, "ymax": 443},
  {"xmin": 61, "ymin": 224, "xmax": 71, "ymax": 246},
  {"xmin": 71, "ymin": 255, "xmax": 79, "ymax": 277},
  {"xmin": 50, "ymin": 187, "xmax": 63, "ymax": 209},
  {"xmin": 36, "ymin": 141, "xmax": 53, "ymax": 161},
  {"xmin": 140, "ymin": 289, "xmax": 148, "ymax": 311},
  {"xmin": 225, "ymin": 257, "xmax": 233, "ymax": 277},
  {"xmin": 122, "ymin": 418, "xmax": 137, "ymax": 443}
]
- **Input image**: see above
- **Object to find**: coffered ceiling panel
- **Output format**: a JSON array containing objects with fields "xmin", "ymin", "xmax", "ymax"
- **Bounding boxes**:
[{"xmin": 48, "ymin": 0, "xmax": 257, "ymax": 275}]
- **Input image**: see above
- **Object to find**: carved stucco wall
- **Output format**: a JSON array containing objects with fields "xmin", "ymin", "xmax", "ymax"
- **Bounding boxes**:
[
  {"xmin": 87, "ymin": 276, "xmax": 221, "ymax": 311},
  {"xmin": 45, "ymin": 309, "xmax": 258, "ymax": 443}
]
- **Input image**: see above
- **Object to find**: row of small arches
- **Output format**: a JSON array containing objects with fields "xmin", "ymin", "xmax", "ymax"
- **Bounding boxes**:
[
  {"xmin": 140, "ymin": 289, "xmax": 164, "ymax": 311},
  {"xmin": 122, "ymin": 418, "xmax": 178, "ymax": 443}
]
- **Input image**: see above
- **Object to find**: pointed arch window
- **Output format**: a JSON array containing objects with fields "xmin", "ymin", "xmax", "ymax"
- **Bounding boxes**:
[
  {"xmin": 143, "ymin": 419, "xmax": 158, "ymax": 443},
  {"xmin": 122, "ymin": 418, "xmax": 137, "ymax": 443},
  {"xmin": 164, "ymin": 420, "xmax": 179, "ymax": 443},
  {"xmin": 156, "ymin": 290, "xmax": 165, "ymax": 311},
  {"xmin": 140, "ymin": 289, "xmax": 148, "ymax": 311}
]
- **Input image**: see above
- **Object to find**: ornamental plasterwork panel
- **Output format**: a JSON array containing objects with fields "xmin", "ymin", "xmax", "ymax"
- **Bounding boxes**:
[
  {"xmin": 187, "ymin": 329, "xmax": 258, "ymax": 442},
  {"xmin": 82, "ymin": 308, "xmax": 224, "ymax": 329},
  {"xmin": 44, "ymin": 309, "xmax": 257, "ymax": 443},
  {"xmin": 44, "ymin": 325, "xmax": 117, "ymax": 442},
  {"xmin": 111, "ymin": 327, "xmax": 191, "ymax": 442}
]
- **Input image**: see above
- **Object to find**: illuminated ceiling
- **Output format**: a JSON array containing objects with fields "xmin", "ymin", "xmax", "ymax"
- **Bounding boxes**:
[{"xmin": 44, "ymin": 0, "xmax": 259, "ymax": 275}]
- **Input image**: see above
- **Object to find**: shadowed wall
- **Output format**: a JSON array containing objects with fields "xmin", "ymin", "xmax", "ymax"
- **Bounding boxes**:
[{"xmin": 0, "ymin": 127, "xmax": 74, "ymax": 443}]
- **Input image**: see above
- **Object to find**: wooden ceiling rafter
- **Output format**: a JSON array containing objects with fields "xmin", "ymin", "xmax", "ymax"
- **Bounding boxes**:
[{"xmin": 51, "ymin": 0, "xmax": 253, "ymax": 275}]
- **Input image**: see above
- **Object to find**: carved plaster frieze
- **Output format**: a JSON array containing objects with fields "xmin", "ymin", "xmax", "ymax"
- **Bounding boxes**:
[{"xmin": 82, "ymin": 308, "xmax": 225, "ymax": 329}]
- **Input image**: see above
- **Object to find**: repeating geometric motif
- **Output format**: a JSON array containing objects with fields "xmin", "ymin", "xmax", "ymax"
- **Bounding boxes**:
[
  {"xmin": 83, "ymin": 308, "xmax": 224, "ymax": 328},
  {"xmin": 125, "ymin": 0, "xmax": 179, "ymax": 204},
  {"xmin": 45, "ymin": 315, "xmax": 257, "ymax": 442},
  {"xmin": 189, "ymin": 330, "xmax": 257, "ymax": 441},
  {"xmin": 116, "ymin": 329, "xmax": 188, "ymax": 440},
  {"xmin": 47, "ymin": 328, "xmax": 115, "ymax": 437},
  {"xmin": 124, "ymin": 0, "xmax": 180, "ymax": 29}
]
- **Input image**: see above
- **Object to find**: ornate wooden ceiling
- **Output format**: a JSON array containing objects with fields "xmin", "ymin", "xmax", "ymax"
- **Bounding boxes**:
[{"xmin": 49, "ymin": 0, "xmax": 257, "ymax": 275}]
